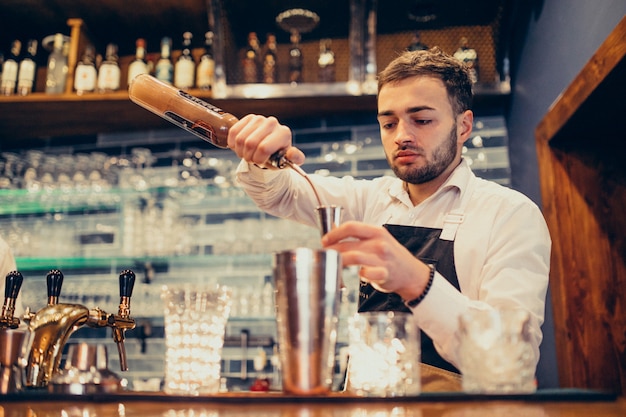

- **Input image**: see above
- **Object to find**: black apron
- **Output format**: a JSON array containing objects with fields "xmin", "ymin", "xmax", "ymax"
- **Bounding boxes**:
[{"xmin": 358, "ymin": 223, "xmax": 461, "ymax": 374}]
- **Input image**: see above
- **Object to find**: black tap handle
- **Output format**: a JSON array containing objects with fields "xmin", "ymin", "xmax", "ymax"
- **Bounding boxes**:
[
  {"xmin": 119, "ymin": 269, "xmax": 136, "ymax": 298},
  {"xmin": 46, "ymin": 269, "xmax": 64, "ymax": 298},
  {"xmin": 4, "ymin": 271, "xmax": 23, "ymax": 299}
]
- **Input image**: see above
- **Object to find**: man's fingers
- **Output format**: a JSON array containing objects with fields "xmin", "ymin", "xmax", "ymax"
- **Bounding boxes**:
[{"xmin": 322, "ymin": 221, "xmax": 385, "ymax": 246}]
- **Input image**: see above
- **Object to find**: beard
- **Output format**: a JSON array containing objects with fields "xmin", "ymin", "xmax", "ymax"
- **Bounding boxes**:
[{"xmin": 389, "ymin": 124, "xmax": 458, "ymax": 185}]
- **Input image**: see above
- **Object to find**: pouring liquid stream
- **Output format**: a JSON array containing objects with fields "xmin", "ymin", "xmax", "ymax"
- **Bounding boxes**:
[
  {"xmin": 282, "ymin": 159, "xmax": 324, "ymax": 208},
  {"xmin": 128, "ymin": 74, "xmax": 325, "ymax": 208}
]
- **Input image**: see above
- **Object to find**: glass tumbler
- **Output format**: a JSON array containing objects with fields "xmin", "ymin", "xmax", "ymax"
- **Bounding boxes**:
[
  {"xmin": 161, "ymin": 284, "xmax": 232, "ymax": 395},
  {"xmin": 458, "ymin": 308, "xmax": 536, "ymax": 394},
  {"xmin": 347, "ymin": 311, "xmax": 421, "ymax": 397}
]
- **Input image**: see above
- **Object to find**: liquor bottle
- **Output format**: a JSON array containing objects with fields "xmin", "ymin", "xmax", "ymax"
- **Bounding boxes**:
[
  {"xmin": 453, "ymin": 36, "xmax": 479, "ymax": 84},
  {"xmin": 1, "ymin": 40, "xmax": 21, "ymax": 95},
  {"xmin": 174, "ymin": 32, "xmax": 195, "ymax": 90},
  {"xmin": 288, "ymin": 30, "xmax": 303, "ymax": 84},
  {"xmin": 127, "ymin": 38, "xmax": 149, "ymax": 84},
  {"xmin": 262, "ymin": 33, "xmax": 278, "ymax": 84},
  {"xmin": 155, "ymin": 37, "xmax": 174, "ymax": 84},
  {"xmin": 318, "ymin": 38, "xmax": 335, "ymax": 83},
  {"xmin": 242, "ymin": 32, "xmax": 260, "ymax": 83},
  {"xmin": 196, "ymin": 31, "xmax": 215, "ymax": 90},
  {"xmin": 74, "ymin": 45, "xmax": 97, "ymax": 95},
  {"xmin": 129, "ymin": 74, "xmax": 298, "ymax": 170},
  {"xmin": 45, "ymin": 33, "xmax": 69, "ymax": 94},
  {"xmin": 97, "ymin": 43, "xmax": 121, "ymax": 93},
  {"xmin": 17, "ymin": 39, "xmax": 38, "ymax": 95},
  {"xmin": 407, "ymin": 32, "xmax": 428, "ymax": 52}
]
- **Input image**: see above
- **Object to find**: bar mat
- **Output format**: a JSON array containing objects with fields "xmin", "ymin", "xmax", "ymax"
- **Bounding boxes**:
[{"xmin": 0, "ymin": 388, "xmax": 618, "ymax": 403}]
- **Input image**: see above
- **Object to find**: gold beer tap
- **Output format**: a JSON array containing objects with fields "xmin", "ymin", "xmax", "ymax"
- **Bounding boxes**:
[
  {"xmin": 0, "ymin": 271, "xmax": 23, "ymax": 330},
  {"xmin": 112, "ymin": 269, "xmax": 136, "ymax": 371},
  {"xmin": 21, "ymin": 269, "xmax": 137, "ymax": 388}
]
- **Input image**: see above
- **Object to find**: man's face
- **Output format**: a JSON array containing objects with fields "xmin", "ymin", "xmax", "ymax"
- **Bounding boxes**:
[{"xmin": 377, "ymin": 76, "xmax": 467, "ymax": 184}]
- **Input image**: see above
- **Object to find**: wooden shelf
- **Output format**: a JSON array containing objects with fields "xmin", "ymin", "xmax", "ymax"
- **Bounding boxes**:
[
  {"xmin": 0, "ymin": 82, "xmax": 509, "ymax": 144},
  {"xmin": 0, "ymin": 88, "xmax": 375, "ymax": 142},
  {"xmin": 535, "ymin": 16, "xmax": 626, "ymax": 395},
  {"xmin": 536, "ymin": 19, "xmax": 626, "ymax": 146}
]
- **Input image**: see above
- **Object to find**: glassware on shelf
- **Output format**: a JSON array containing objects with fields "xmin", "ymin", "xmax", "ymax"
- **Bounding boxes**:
[{"xmin": 0, "ymin": 152, "xmax": 20, "ymax": 189}]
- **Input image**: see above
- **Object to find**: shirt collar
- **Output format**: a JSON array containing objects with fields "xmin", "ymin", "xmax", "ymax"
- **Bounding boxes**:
[{"xmin": 388, "ymin": 158, "xmax": 474, "ymax": 204}]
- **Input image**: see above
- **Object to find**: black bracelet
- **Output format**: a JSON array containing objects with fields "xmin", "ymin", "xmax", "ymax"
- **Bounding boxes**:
[{"xmin": 404, "ymin": 264, "xmax": 435, "ymax": 308}]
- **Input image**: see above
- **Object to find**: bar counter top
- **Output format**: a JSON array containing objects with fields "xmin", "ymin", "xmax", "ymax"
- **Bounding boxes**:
[{"xmin": 1, "ymin": 390, "xmax": 625, "ymax": 417}]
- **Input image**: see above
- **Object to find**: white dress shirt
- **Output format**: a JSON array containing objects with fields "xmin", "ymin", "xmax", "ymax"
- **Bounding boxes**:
[{"xmin": 236, "ymin": 158, "xmax": 551, "ymax": 370}]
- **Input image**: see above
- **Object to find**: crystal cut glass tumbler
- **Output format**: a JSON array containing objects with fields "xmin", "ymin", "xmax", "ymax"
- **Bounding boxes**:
[
  {"xmin": 458, "ymin": 308, "xmax": 536, "ymax": 394},
  {"xmin": 161, "ymin": 283, "xmax": 232, "ymax": 395}
]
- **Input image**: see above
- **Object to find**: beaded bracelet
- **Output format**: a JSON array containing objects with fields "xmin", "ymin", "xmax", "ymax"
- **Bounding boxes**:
[{"xmin": 404, "ymin": 263, "xmax": 435, "ymax": 308}]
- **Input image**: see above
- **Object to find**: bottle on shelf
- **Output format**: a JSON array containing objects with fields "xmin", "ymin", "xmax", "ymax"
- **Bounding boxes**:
[
  {"xmin": 155, "ymin": 37, "xmax": 174, "ymax": 84},
  {"xmin": 407, "ymin": 31, "xmax": 428, "ymax": 52},
  {"xmin": 127, "ymin": 38, "xmax": 149, "ymax": 84},
  {"xmin": 196, "ymin": 31, "xmax": 215, "ymax": 91},
  {"xmin": 97, "ymin": 43, "xmax": 121, "ymax": 93},
  {"xmin": 318, "ymin": 38, "xmax": 335, "ymax": 83},
  {"xmin": 174, "ymin": 32, "xmax": 195, "ymax": 90},
  {"xmin": 45, "ymin": 33, "xmax": 69, "ymax": 94},
  {"xmin": 74, "ymin": 45, "xmax": 97, "ymax": 95},
  {"xmin": 242, "ymin": 32, "xmax": 261, "ymax": 83},
  {"xmin": 17, "ymin": 39, "xmax": 38, "ymax": 95},
  {"xmin": 262, "ymin": 33, "xmax": 278, "ymax": 84},
  {"xmin": 1, "ymin": 40, "xmax": 21, "ymax": 95},
  {"xmin": 453, "ymin": 36, "xmax": 479, "ymax": 84},
  {"xmin": 288, "ymin": 30, "xmax": 303, "ymax": 84}
]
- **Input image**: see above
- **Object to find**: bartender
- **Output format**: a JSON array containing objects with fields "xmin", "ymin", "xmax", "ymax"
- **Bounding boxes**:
[{"xmin": 228, "ymin": 47, "xmax": 550, "ymax": 391}]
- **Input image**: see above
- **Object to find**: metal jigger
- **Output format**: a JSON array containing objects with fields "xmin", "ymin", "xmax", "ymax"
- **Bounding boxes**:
[
  {"xmin": 316, "ymin": 205, "xmax": 343, "ymax": 236},
  {"xmin": 273, "ymin": 248, "xmax": 342, "ymax": 395}
]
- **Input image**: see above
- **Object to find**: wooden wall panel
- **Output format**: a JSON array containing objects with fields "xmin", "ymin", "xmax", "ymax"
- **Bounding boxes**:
[{"xmin": 535, "ymin": 16, "xmax": 626, "ymax": 395}]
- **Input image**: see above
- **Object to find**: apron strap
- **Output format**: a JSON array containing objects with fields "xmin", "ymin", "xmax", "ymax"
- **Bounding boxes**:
[
  {"xmin": 439, "ymin": 176, "xmax": 476, "ymax": 242},
  {"xmin": 440, "ymin": 210, "xmax": 464, "ymax": 241}
]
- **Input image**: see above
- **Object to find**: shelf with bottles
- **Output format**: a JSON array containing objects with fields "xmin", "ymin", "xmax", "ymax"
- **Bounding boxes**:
[{"xmin": 0, "ymin": 5, "xmax": 511, "ymax": 145}]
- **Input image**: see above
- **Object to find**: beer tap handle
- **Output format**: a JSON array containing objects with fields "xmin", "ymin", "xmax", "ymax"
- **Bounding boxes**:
[
  {"xmin": 113, "ymin": 269, "xmax": 136, "ymax": 371},
  {"xmin": 46, "ymin": 269, "xmax": 64, "ymax": 305},
  {"xmin": 1, "ymin": 271, "xmax": 23, "ymax": 329},
  {"xmin": 118, "ymin": 269, "xmax": 135, "ymax": 317}
]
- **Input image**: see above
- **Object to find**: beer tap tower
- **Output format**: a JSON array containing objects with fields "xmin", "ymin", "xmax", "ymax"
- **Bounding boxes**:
[{"xmin": 18, "ymin": 269, "xmax": 137, "ymax": 388}]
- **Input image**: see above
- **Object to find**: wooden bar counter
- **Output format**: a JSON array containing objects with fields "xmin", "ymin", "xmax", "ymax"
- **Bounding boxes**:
[{"xmin": 1, "ymin": 390, "xmax": 625, "ymax": 416}]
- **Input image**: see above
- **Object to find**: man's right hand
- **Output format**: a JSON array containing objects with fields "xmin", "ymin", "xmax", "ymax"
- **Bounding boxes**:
[{"xmin": 227, "ymin": 114, "xmax": 305, "ymax": 167}]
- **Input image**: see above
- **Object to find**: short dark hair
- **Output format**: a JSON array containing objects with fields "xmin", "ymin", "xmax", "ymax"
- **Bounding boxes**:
[{"xmin": 377, "ymin": 47, "xmax": 473, "ymax": 116}]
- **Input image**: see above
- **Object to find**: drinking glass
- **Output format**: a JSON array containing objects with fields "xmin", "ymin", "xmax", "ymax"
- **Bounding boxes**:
[
  {"xmin": 347, "ymin": 311, "xmax": 421, "ymax": 397},
  {"xmin": 161, "ymin": 284, "xmax": 232, "ymax": 395},
  {"xmin": 458, "ymin": 308, "xmax": 536, "ymax": 393}
]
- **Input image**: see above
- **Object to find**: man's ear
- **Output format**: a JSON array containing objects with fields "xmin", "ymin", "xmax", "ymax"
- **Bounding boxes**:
[{"xmin": 458, "ymin": 110, "xmax": 474, "ymax": 142}]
